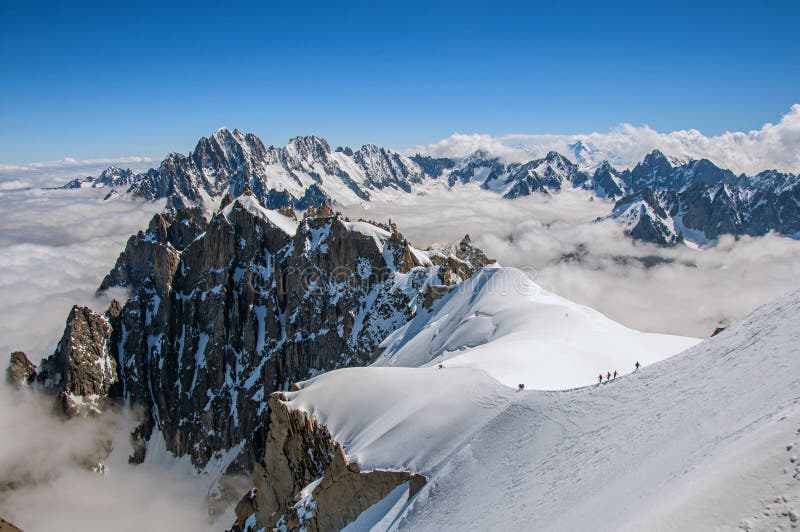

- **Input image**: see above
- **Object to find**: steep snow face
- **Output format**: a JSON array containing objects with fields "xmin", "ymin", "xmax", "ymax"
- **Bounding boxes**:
[
  {"xmin": 284, "ymin": 288, "xmax": 800, "ymax": 531},
  {"xmin": 375, "ymin": 266, "xmax": 698, "ymax": 390},
  {"xmin": 219, "ymin": 194, "xmax": 299, "ymax": 236}
]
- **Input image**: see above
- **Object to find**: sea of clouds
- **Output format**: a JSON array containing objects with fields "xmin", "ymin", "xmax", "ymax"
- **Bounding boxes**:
[{"xmin": 0, "ymin": 184, "xmax": 227, "ymax": 531}]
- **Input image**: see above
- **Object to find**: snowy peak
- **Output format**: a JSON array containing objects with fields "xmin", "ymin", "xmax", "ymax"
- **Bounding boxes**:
[
  {"xmin": 568, "ymin": 139, "xmax": 597, "ymax": 164},
  {"xmin": 610, "ymin": 188, "xmax": 679, "ymax": 246},
  {"xmin": 448, "ymin": 150, "xmax": 506, "ymax": 187},
  {"xmin": 114, "ymin": 130, "xmax": 434, "ymax": 209},
  {"xmin": 276, "ymin": 286, "xmax": 800, "ymax": 531},
  {"xmin": 499, "ymin": 151, "xmax": 589, "ymax": 198},
  {"xmin": 627, "ymin": 149, "xmax": 675, "ymax": 190},
  {"xmin": 59, "ymin": 165, "xmax": 137, "ymax": 189},
  {"xmin": 591, "ymin": 161, "xmax": 628, "ymax": 198},
  {"xmin": 287, "ymin": 135, "xmax": 332, "ymax": 161},
  {"xmin": 43, "ymin": 197, "xmax": 495, "ymax": 474}
]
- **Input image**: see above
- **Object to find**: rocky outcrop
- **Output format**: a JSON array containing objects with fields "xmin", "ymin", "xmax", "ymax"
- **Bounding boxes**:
[
  {"xmin": 99, "ymin": 207, "xmax": 206, "ymax": 294},
  {"xmin": 429, "ymin": 234, "xmax": 495, "ymax": 285},
  {"xmin": 36, "ymin": 305, "xmax": 117, "ymax": 417},
  {"xmin": 591, "ymin": 161, "xmax": 627, "ymax": 198},
  {"xmin": 0, "ymin": 516, "xmax": 23, "ymax": 532},
  {"xmin": 232, "ymin": 392, "xmax": 426, "ymax": 532},
  {"xmin": 25, "ymin": 193, "xmax": 487, "ymax": 477},
  {"xmin": 6, "ymin": 351, "xmax": 36, "ymax": 387}
]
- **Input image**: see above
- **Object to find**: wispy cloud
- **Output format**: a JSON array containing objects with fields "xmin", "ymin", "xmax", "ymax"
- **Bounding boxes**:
[
  {"xmin": 409, "ymin": 104, "xmax": 800, "ymax": 175},
  {"xmin": 0, "ymin": 156, "xmax": 155, "ymax": 173}
]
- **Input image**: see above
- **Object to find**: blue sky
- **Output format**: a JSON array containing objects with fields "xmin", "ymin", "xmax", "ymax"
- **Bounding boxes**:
[{"xmin": 1, "ymin": 0, "xmax": 798, "ymax": 164}]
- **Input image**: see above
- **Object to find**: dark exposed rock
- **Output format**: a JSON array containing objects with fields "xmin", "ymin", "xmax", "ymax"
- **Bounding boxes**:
[
  {"xmin": 36, "ymin": 306, "xmax": 117, "ymax": 417},
  {"xmin": 6, "ymin": 351, "xmax": 37, "ymax": 387},
  {"xmin": 429, "ymin": 234, "xmax": 495, "ymax": 284},
  {"xmin": 445, "ymin": 150, "xmax": 504, "ymax": 187},
  {"xmin": 83, "ymin": 129, "xmax": 424, "ymax": 210},
  {"xmin": 591, "ymin": 161, "xmax": 627, "ymax": 198},
  {"xmin": 232, "ymin": 392, "xmax": 426, "ymax": 532},
  {"xmin": 98, "ymin": 207, "xmax": 206, "ymax": 294},
  {"xmin": 410, "ymin": 154, "xmax": 456, "ymax": 179},
  {"xmin": 499, "ymin": 151, "xmax": 591, "ymax": 198}
]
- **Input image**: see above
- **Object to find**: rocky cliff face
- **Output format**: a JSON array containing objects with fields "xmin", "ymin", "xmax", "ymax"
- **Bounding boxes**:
[
  {"xmin": 34, "ymin": 305, "xmax": 119, "ymax": 417},
  {"xmin": 17, "ymin": 192, "xmax": 492, "ymax": 480},
  {"xmin": 231, "ymin": 392, "xmax": 425, "ymax": 532},
  {"xmin": 6, "ymin": 351, "xmax": 37, "ymax": 387},
  {"xmin": 610, "ymin": 180, "xmax": 800, "ymax": 246}
]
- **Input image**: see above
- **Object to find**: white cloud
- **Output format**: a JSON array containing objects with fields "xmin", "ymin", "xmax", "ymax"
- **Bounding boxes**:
[
  {"xmin": 0, "ymin": 156, "xmax": 155, "ymax": 173},
  {"xmin": 0, "ymin": 385, "xmax": 221, "ymax": 532},
  {"xmin": 408, "ymin": 104, "xmax": 800, "ymax": 175},
  {"xmin": 343, "ymin": 186, "xmax": 800, "ymax": 337},
  {"xmin": 0, "ymin": 186, "xmax": 226, "ymax": 531}
]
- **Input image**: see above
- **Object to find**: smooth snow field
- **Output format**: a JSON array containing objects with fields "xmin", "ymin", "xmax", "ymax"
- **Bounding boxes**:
[
  {"xmin": 376, "ymin": 265, "xmax": 700, "ymax": 390},
  {"xmin": 286, "ymin": 287, "xmax": 800, "ymax": 531}
]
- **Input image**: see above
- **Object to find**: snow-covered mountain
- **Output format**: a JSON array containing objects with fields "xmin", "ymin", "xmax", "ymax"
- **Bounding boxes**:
[
  {"xmin": 63, "ymin": 128, "xmax": 426, "ymax": 209},
  {"xmin": 61, "ymin": 130, "xmax": 800, "ymax": 247},
  {"xmin": 484, "ymin": 151, "xmax": 591, "ymax": 198},
  {"xmin": 237, "ymin": 279, "xmax": 800, "ymax": 531},
  {"xmin": 610, "ymin": 180, "xmax": 800, "ymax": 246},
  {"xmin": 62, "ymin": 166, "xmax": 139, "ymax": 190},
  {"xmin": 12, "ymin": 169, "xmax": 800, "ymax": 529}
]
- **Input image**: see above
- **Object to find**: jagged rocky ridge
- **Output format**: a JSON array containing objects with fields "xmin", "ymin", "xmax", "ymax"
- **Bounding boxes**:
[
  {"xmin": 609, "ymin": 151, "xmax": 800, "ymax": 246},
  {"xmin": 12, "ymin": 190, "xmax": 493, "ymax": 480},
  {"xmin": 64, "ymin": 128, "xmax": 426, "ymax": 210},
  {"xmin": 64, "ymin": 129, "xmax": 799, "ymax": 247}
]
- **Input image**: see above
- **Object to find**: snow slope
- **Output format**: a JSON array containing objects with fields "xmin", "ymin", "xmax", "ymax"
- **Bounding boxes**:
[
  {"xmin": 375, "ymin": 265, "xmax": 699, "ymax": 390},
  {"xmin": 284, "ymin": 288, "xmax": 800, "ymax": 531}
]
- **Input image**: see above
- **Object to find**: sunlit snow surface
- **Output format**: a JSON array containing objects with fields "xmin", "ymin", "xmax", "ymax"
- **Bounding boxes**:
[
  {"xmin": 377, "ymin": 265, "xmax": 699, "ymax": 390},
  {"xmin": 286, "ymin": 289, "xmax": 800, "ymax": 531}
]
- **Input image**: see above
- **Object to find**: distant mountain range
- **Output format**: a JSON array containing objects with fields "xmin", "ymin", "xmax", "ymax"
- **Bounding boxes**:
[{"xmin": 61, "ymin": 128, "xmax": 800, "ymax": 246}]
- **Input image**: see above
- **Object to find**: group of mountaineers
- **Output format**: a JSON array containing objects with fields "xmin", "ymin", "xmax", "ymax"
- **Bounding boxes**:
[{"xmin": 598, "ymin": 360, "xmax": 640, "ymax": 384}]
